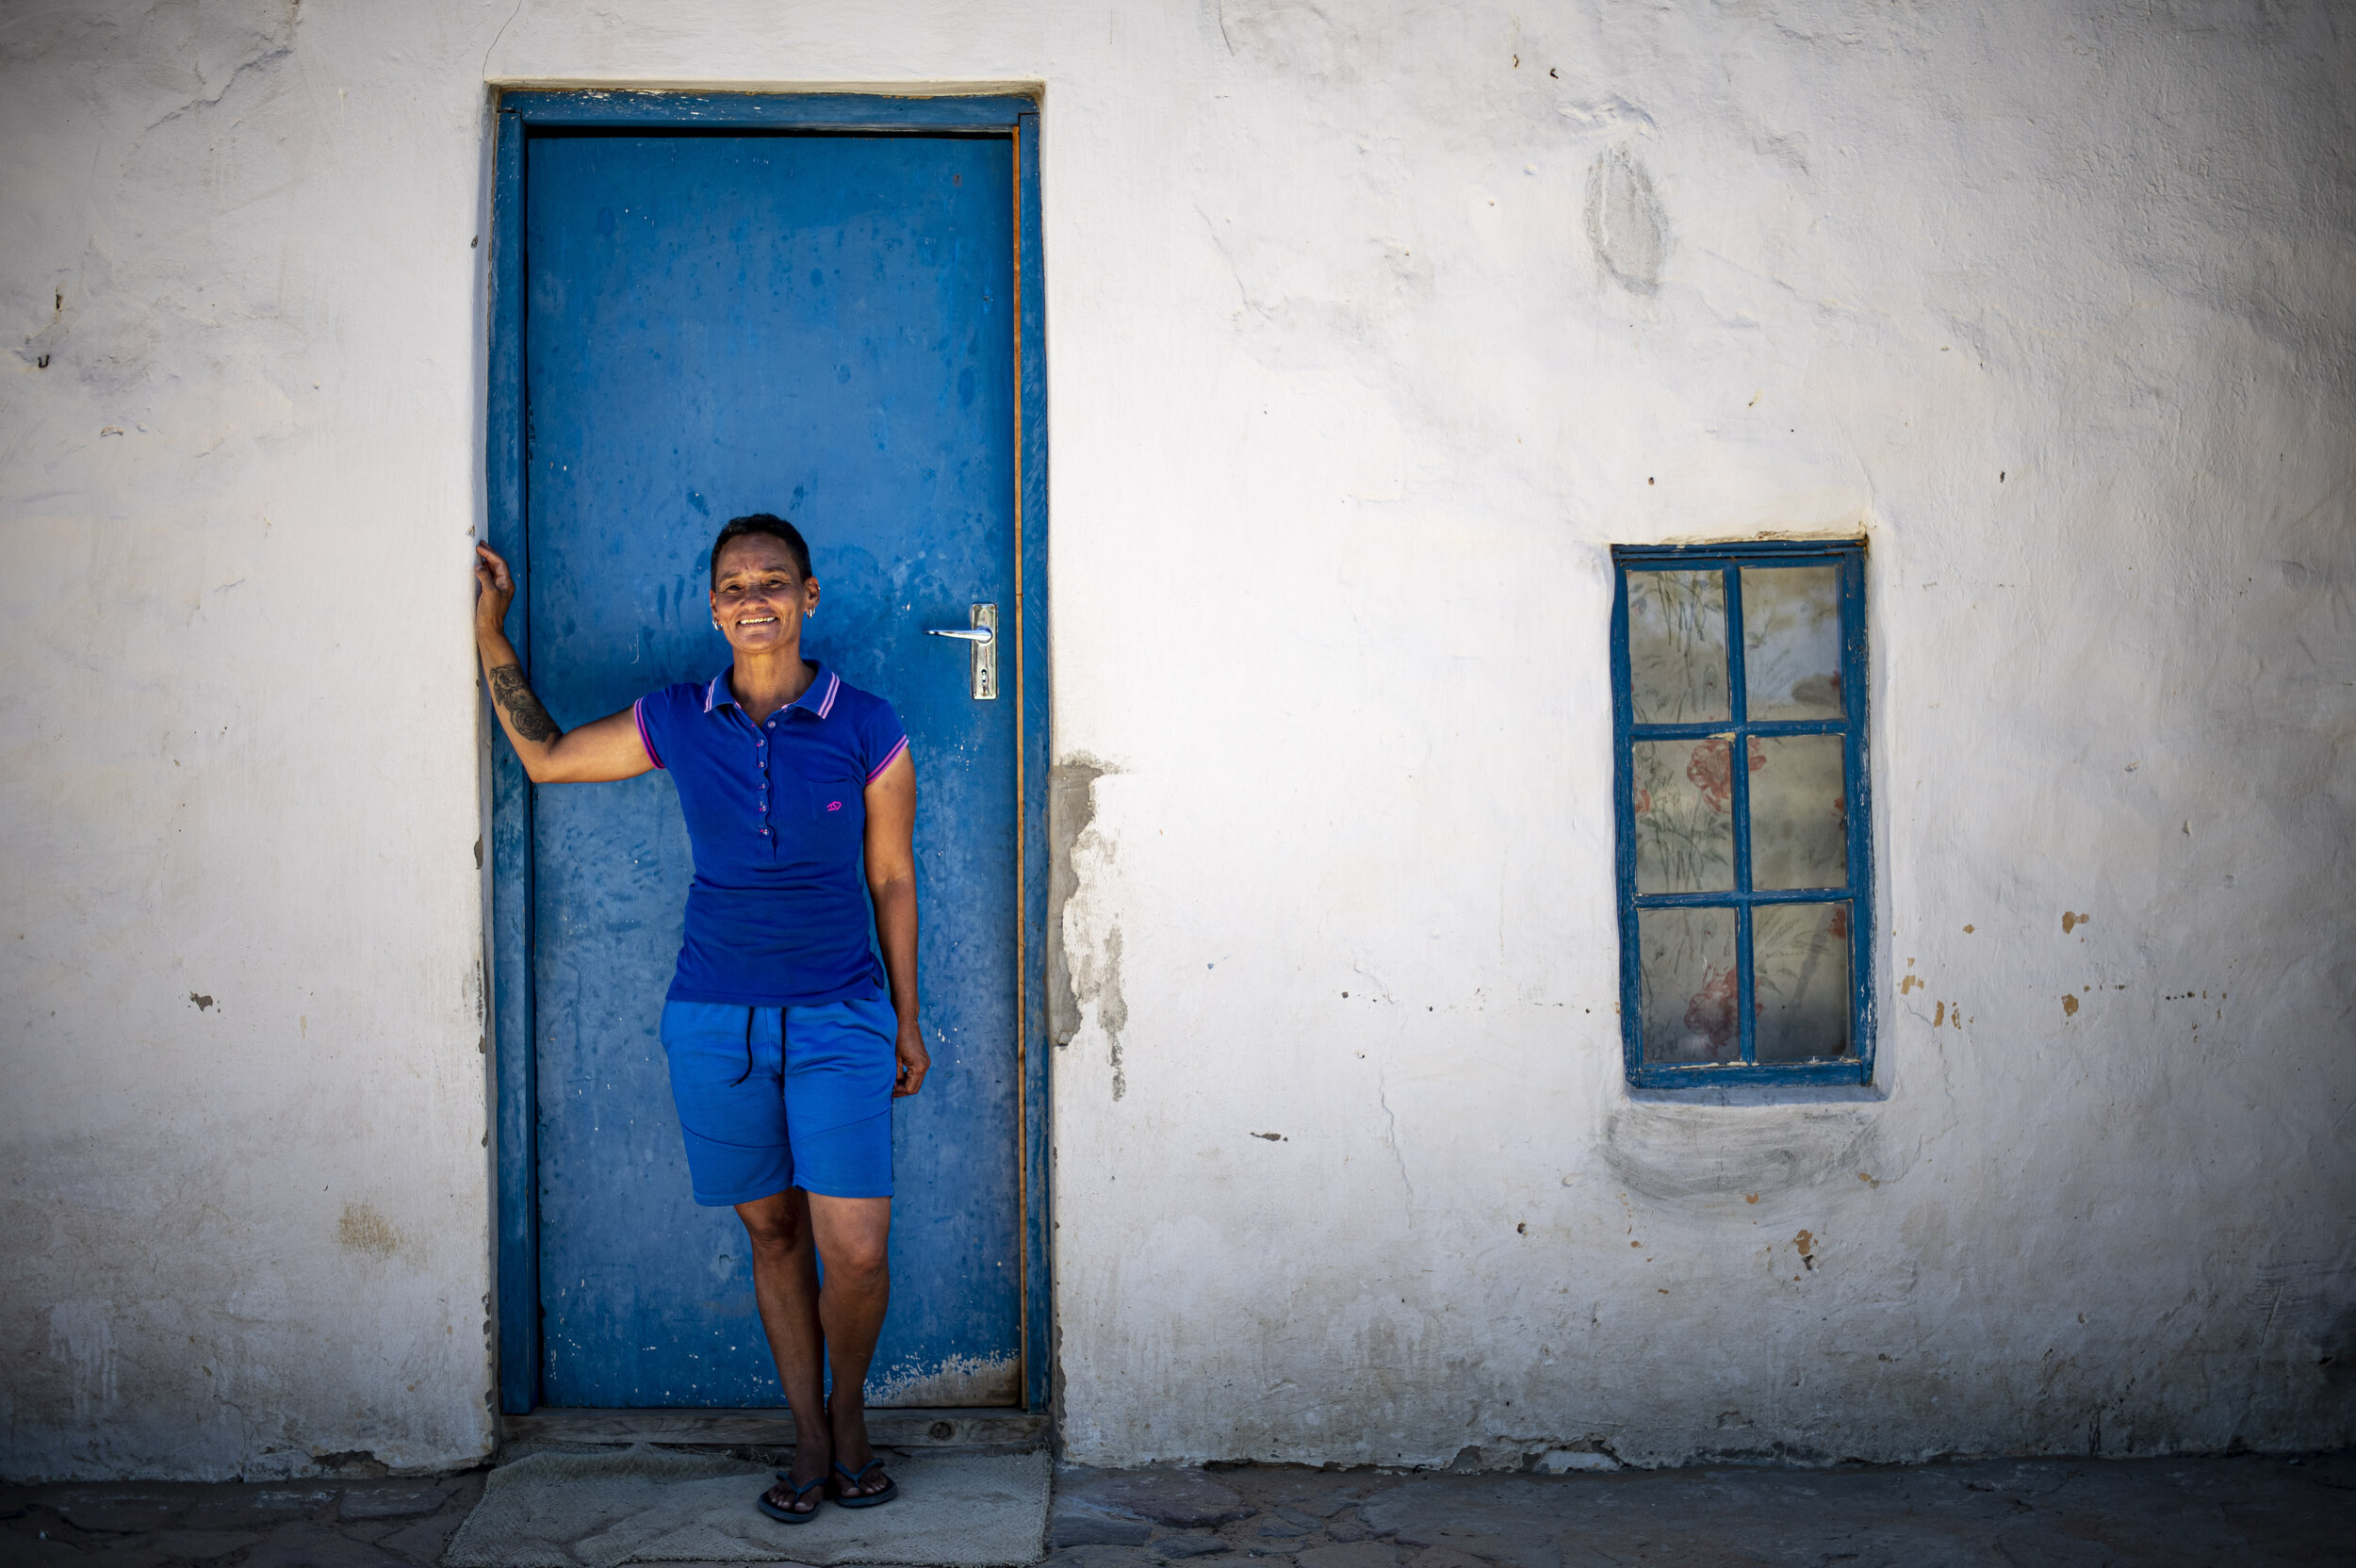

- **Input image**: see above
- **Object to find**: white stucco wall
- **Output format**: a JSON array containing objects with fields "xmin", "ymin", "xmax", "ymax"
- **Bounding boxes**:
[{"xmin": 3, "ymin": 0, "xmax": 2349, "ymax": 1480}]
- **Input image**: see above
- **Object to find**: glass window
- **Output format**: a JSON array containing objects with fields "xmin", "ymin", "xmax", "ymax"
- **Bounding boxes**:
[{"xmin": 1612, "ymin": 544, "xmax": 1873, "ymax": 1086}]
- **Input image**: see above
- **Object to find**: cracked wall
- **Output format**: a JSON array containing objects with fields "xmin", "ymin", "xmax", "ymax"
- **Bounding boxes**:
[
  {"xmin": 4, "ymin": 0, "xmax": 2352, "ymax": 1478},
  {"xmin": 1035, "ymin": 0, "xmax": 2356, "ymax": 1470},
  {"xmin": 1, "ymin": 0, "xmax": 500, "ymax": 1480}
]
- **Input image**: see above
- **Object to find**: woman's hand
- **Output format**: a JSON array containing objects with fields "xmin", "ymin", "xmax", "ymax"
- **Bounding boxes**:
[
  {"xmin": 893, "ymin": 1015, "xmax": 931, "ymax": 1098},
  {"xmin": 475, "ymin": 543, "xmax": 516, "ymax": 643},
  {"xmin": 864, "ymin": 747, "xmax": 925, "ymax": 1097},
  {"xmin": 469, "ymin": 539, "xmax": 654, "ymax": 785}
]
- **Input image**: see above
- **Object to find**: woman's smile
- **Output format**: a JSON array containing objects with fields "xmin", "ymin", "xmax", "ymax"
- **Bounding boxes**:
[{"xmin": 711, "ymin": 533, "xmax": 822, "ymax": 654}]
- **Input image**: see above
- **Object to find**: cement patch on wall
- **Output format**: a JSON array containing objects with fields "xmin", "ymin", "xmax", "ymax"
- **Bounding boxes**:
[{"xmin": 1600, "ymin": 1105, "xmax": 1890, "ymax": 1204}]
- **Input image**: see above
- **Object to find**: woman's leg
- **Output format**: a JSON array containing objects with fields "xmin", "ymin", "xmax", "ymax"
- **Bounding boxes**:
[
  {"xmin": 737, "ymin": 1189, "xmax": 831, "ymax": 1511},
  {"xmin": 779, "ymin": 999, "xmax": 899, "ymax": 1497},
  {"xmin": 807, "ymin": 1194, "xmax": 893, "ymax": 1494}
]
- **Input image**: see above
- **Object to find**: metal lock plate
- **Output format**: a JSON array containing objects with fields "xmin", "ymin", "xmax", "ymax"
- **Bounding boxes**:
[
  {"xmin": 924, "ymin": 603, "xmax": 998, "ymax": 699},
  {"xmin": 968, "ymin": 602, "xmax": 997, "ymax": 700}
]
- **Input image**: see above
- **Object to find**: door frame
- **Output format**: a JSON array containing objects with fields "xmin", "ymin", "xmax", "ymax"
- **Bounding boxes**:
[{"xmin": 483, "ymin": 89, "xmax": 1052, "ymax": 1417}]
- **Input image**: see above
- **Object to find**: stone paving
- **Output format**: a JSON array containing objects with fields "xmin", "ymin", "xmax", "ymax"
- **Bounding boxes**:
[
  {"xmin": 5, "ymin": 1450, "xmax": 2352, "ymax": 1567},
  {"xmin": 0, "ymin": 1474, "xmax": 484, "ymax": 1567},
  {"xmin": 1049, "ymin": 1452, "xmax": 2356, "ymax": 1567}
]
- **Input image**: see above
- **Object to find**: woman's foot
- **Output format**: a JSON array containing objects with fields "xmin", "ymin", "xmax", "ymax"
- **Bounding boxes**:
[
  {"xmin": 826, "ymin": 1393, "xmax": 893, "ymax": 1502},
  {"xmin": 761, "ymin": 1454, "xmax": 830, "ymax": 1520},
  {"xmin": 829, "ymin": 1456, "xmax": 898, "ymax": 1508}
]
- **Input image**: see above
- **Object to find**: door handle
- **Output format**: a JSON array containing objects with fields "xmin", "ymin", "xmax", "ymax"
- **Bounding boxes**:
[{"xmin": 926, "ymin": 603, "xmax": 998, "ymax": 700}]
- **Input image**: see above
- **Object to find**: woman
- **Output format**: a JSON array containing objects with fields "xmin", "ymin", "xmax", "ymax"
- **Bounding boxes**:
[{"xmin": 473, "ymin": 513, "xmax": 927, "ymax": 1522}]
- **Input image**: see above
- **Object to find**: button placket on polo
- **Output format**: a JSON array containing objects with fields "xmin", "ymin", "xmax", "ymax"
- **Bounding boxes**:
[{"xmin": 752, "ymin": 713, "xmax": 775, "ymax": 845}]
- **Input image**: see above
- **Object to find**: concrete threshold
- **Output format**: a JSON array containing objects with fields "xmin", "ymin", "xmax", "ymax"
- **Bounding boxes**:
[{"xmin": 500, "ymin": 1406, "xmax": 1049, "ymax": 1454}]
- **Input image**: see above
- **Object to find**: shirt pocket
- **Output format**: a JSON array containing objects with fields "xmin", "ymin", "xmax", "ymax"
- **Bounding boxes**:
[{"xmin": 800, "ymin": 776, "xmax": 866, "ymax": 854}]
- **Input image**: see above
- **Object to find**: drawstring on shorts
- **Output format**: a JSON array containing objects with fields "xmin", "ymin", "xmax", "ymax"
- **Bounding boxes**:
[{"xmin": 728, "ymin": 1006, "xmax": 785, "ymax": 1088}]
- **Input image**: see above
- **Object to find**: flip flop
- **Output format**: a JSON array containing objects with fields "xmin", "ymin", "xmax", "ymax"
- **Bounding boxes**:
[
  {"xmin": 830, "ymin": 1457, "xmax": 899, "ymax": 1509},
  {"xmin": 758, "ymin": 1472, "xmax": 827, "ymax": 1524}
]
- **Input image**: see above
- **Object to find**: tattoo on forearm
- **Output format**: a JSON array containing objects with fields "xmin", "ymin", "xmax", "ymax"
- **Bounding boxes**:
[{"xmin": 488, "ymin": 664, "xmax": 562, "ymax": 744}]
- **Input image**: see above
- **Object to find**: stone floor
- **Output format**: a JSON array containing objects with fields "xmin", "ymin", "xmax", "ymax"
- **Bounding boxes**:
[
  {"xmin": 0, "ymin": 1474, "xmax": 485, "ymax": 1567},
  {"xmin": 4, "ymin": 1450, "xmax": 2351, "ymax": 1567},
  {"xmin": 1049, "ymin": 1452, "xmax": 2356, "ymax": 1567}
]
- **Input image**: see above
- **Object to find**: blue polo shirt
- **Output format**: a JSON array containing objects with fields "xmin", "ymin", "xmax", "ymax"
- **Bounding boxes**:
[{"xmin": 633, "ymin": 664, "xmax": 909, "ymax": 1006}]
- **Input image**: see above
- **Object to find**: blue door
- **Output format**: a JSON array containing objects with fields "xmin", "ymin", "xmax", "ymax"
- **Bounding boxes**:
[{"xmin": 515, "ymin": 129, "xmax": 1023, "ymax": 1408}]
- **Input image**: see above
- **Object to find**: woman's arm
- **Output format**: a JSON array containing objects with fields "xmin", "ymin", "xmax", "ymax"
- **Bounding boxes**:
[
  {"xmin": 862, "ymin": 746, "xmax": 929, "ymax": 1097},
  {"xmin": 475, "ymin": 543, "xmax": 656, "ymax": 785}
]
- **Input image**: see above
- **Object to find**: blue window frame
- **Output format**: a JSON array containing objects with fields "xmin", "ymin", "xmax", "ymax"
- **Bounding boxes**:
[{"xmin": 1611, "ymin": 541, "xmax": 1873, "ymax": 1087}]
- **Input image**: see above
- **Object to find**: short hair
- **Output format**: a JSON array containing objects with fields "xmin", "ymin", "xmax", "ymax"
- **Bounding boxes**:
[{"xmin": 710, "ymin": 514, "xmax": 811, "ymax": 585}]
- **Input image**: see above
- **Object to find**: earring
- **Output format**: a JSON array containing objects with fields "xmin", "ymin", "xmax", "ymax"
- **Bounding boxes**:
[{"xmin": 712, "ymin": 618, "xmax": 720, "ymax": 629}]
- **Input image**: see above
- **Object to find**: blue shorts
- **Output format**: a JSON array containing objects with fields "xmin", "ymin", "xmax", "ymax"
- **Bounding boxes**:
[{"xmin": 658, "ymin": 997, "xmax": 898, "ymax": 1204}]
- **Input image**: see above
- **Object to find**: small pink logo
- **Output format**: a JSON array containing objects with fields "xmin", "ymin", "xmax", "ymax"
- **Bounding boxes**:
[{"xmin": 826, "ymin": 800, "xmax": 843, "ymax": 811}]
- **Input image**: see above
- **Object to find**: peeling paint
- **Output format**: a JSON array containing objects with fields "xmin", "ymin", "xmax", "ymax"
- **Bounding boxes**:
[
  {"xmin": 1050, "ymin": 755, "xmax": 1129, "ymax": 1099},
  {"xmin": 1047, "ymin": 755, "xmax": 1112, "ymax": 1049},
  {"xmin": 1092, "ymin": 926, "xmax": 1129, "ymax": 1100},
  {"xmin": 863, "ymin": 1349, "xmax": 1020, "ymax": 1407}
]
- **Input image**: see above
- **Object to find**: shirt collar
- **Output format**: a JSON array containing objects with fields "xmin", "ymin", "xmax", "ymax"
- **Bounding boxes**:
[{"xmin": 703, "ymin": 663, "xmax": 842, "ymax": 721}]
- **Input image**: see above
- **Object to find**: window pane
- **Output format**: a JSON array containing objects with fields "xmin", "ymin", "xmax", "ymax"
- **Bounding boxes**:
[
  {"xmin": 1741, "ymin": 564, "xmax": 1843, "ymax": 719},
  {"xmin": 1750, "ymin": 734, "xmax": 1848, "ymax": 890},
  {"xmin": 1627, "ymin": 569, "xmax": 1727, "ymax": 723},
  {"xmin": 1630, "ymin": 738, "xmax": 1737, "ymax": 893},
  {"xmin": 1754, "ymin": 902, "xmax": 1851, "ymax": 1060},
  {"xmin": 1637, "ymin": 906, "xmax": 1740, "ymax": 1064}
]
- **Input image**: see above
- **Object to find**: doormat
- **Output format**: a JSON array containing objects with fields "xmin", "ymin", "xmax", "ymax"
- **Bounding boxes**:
[{"xmin": 443, "ymin": 1446, "xmax": 1050, "ymax": 1567}]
